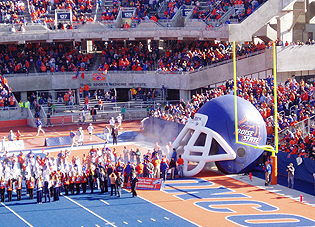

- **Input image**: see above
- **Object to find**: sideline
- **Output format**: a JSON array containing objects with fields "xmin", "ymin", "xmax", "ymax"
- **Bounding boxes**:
[
  {"xmin": 1, "ymin": 202, "xmax": 34, "ymax": 227},
  {"xmin": 62, "ymin": 194, "xmax": 117, "ymax": 227}
]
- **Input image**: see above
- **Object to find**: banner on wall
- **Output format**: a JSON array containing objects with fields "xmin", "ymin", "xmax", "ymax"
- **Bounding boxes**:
[
  {"xmin": 93, "ymin": 73, "xmax": 106, "ymax": 81},
  {"xmin": 126, "ymin": 177, "xmax": 164, "ymax": 190},
  {"xmin": 0, "ymin": 140, "xmax": 25, "ymax": 151}
]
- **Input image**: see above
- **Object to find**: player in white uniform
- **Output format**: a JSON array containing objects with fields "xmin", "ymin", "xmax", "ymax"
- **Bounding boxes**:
[
  {"xmin": 116, "ymin": 114, "xmax": 123, "ymax": 129},
  {"xmin": 87, "ymin": 123, "xmax": 94, "ymax": 141}
]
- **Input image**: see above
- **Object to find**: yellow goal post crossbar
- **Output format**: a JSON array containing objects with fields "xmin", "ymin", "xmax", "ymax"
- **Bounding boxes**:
[{"xmin": 233, "ymin": 41, "xmax": 278, "ymax": 156}]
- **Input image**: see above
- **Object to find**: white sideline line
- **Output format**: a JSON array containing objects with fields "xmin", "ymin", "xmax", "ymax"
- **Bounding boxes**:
[
  {"xmin": 100, "ymin": 199, "xmax": 110, "ymax": 205},
  {"xmin": 1, "ymin": 202, "xmax": 33, "ymax": 227},
  {"xmin": 63, "ymin": 195, "xmax": 116, "ymax": 227},
  {"xmin": 134, "ymin": 193, "xmax": 201, "ymax": 227}
]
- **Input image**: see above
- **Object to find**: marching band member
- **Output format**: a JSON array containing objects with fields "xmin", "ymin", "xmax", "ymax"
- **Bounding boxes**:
[{"xmin": 16, "ymin": 176, "xmax": 22, "ymax": 201}]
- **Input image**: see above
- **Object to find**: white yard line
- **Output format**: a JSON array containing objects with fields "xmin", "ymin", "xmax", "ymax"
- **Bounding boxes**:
[
  {"xmin": 1, "ymin": 202, "xmax": 33, "ymax": 227},
  {"xmin": 63, "ymin": 195, "xmax": 116, "ymax": 227}
]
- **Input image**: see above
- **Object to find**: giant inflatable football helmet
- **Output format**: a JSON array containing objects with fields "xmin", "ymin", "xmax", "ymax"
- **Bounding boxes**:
[{"xmin": 173, "ymin": 95, "xmax": 267, "ymax": 176}]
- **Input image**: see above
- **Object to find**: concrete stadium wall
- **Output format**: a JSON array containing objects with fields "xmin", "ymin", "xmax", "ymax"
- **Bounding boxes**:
[{"xmin": 277, "ymin": 45, "xmax": 315, "ymax": 72}]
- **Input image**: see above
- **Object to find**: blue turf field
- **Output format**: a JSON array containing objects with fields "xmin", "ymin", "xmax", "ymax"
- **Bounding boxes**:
[{"xmin": 0, "ymin": 188, "xmax": 198, "ymax": 227}]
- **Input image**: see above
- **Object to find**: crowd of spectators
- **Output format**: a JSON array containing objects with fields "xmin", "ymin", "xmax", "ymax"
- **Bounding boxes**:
[
  {"xmin": 33, "ymin": 42, "xmax": 93, "ymax": 73},
  {"xmin": 29, "ymin": 0, "xmax": 95, "ymax": 24},
  {"xmin": 0, "ymin": 44, "xmax": 33, "ymax": 74},
  {"xmin": 0, "ymin": 0, "xmax": 26, "ymax": 24},
  {"xmin": 3, "ymin": 38, "xmax": 315, "ymax": 76},
  {"xmin": 155, "ymin": 40, "xmax": 266, "ymax": 72},
  {"xmin": 0, "ymin": 42, "xmax": 94, "ymax": 75},
  {"xmin": 100, "ymin": 6, "xmax": 118, "ymax": 21},
  {"xmin": 97, "ymin": 40, "xmax": 265, "ymax": 73},
  {"xmin": 0, "ymin": 75, "xmax": 16, "ymax": 109},
  {"xmin": 98, "ymin": 40, "xmax": 158, "ymax": 72},
  {"xmin": 151, "ymin": 76, "xmax": 315, "ymax": 160}
]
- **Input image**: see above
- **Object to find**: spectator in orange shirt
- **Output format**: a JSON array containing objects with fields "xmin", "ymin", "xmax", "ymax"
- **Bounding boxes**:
[
  {"xmin": 123, "ymin": 22, "xmax": 130, "ymax": 29},
  {"xmin": 64, "ymin": 93, "xmax": 69, "ymax": 105},
  {"xmin": 136, "ymin": 162, "xmax": 144, "ymax": 177},
  {"xmin": 84, "ymin": 83, "xmax": 90, "ymax": 98}
]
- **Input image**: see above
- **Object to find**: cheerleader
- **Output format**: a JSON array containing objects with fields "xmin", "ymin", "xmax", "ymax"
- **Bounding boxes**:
[{"xmin": 15, "ymin": 176, "xmax": 22, "ymax": 201}]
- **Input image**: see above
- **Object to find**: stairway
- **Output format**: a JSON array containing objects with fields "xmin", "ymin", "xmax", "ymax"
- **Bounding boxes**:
[{"xmin": 229, "ymin": 0, "xmax": 297, "ymax": 41}]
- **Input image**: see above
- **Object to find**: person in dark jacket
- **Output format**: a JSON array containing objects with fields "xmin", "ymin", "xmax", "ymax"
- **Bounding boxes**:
[
  {"xmin": 95, "ymin": 166, "xmax": 100, "ymax": 190},
  {"xmin": 112, "ymin": 126, "xmax": 118, "ymax": 145},
  {"xmin": 169, "ymin": 158, "xmax": 176, "ymax": 179},
  {"xmin": 115, "ymin": 172, "xmax": 124, "ymax": 197},
  {"xmin": 88, "ymin": 166, "xmax": 95, "ymax": 193},
  {"xmin": 130, "ymin": 168, "xmax": 138, "ymax": 197}
]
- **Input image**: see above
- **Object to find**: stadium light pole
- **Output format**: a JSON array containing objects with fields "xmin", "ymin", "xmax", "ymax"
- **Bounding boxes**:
[{"xmin": 233, "ymin": 41, "xmax": 278, "ymax": 184}]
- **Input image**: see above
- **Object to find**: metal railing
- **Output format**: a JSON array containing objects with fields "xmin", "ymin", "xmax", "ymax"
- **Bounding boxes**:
[{"xmin": 279, "ymin": 114, "xmax": 315, "ymax": 141}]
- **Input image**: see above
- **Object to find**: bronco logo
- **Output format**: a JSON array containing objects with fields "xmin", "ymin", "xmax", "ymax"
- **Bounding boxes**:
[{"xmin": 237, "ymin": 116, "xmax": 261, "ymax": 144}]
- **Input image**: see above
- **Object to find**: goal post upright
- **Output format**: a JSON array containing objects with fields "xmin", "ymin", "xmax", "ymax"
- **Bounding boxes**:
[
  {"xmin": 271, "ymin": 42, "xmax": 278, "ymax": 185},
  {"xmin": 233, "ymin": 41, "xmax": 278, "ymax": 184}
]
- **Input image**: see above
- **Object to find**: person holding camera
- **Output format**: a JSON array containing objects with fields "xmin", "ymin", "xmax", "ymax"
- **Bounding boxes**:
[{"xmin": 286, "ymin": 163, "xmax": 295, "ymax": 188}]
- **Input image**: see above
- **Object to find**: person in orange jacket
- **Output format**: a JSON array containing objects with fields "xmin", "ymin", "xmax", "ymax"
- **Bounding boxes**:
[{"xmin": 136, "ymin": 162, "xmax": 144, "ymax": 177}]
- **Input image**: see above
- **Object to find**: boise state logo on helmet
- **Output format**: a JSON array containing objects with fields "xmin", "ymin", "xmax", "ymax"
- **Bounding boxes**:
[{"xmin": 172, "ymin": 95, "xmax": 267, "ymax": 176}]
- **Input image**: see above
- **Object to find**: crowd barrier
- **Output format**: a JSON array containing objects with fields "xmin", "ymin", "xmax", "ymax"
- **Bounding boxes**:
[
  {"xmin": 50, "ymin": 115, "xmax": 73, "ymax": 125},
  {"xmin": 0, "ymin": 140, "xmax": 25, "ymax": 151},
  {"xmin": 126, "ymin": 177, "xmax": 164, "ymax": 190},
  {"xmin": 45, "ymin": 136, "xmax": 72, "ymax": 147},
  {"xmin": 278, "ymin": 151, "xmax": 315, "ymax": 184},
  {"xmin": 0, "ymin": 119, "xmax": 28, "ymax": 127}
]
